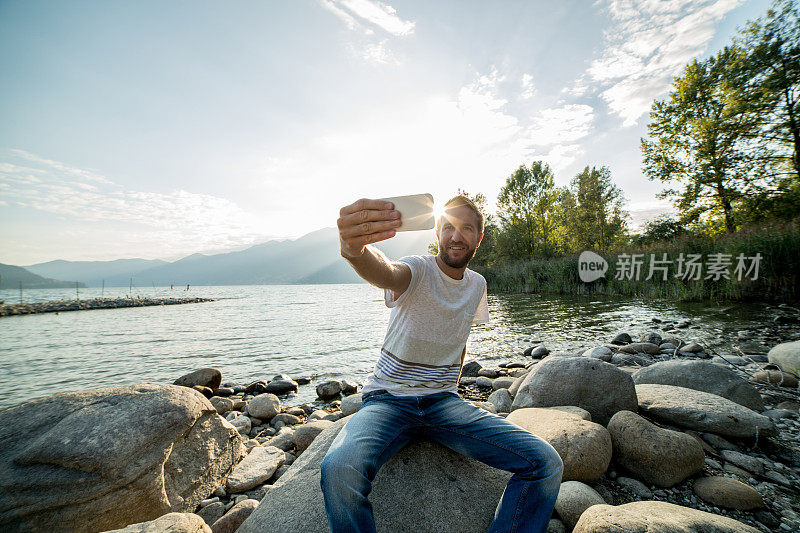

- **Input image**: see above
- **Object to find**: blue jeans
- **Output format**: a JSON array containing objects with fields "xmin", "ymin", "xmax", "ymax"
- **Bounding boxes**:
[{"xmin": 320, "ymin": 389, "xmax": 563, "ymax": 533}]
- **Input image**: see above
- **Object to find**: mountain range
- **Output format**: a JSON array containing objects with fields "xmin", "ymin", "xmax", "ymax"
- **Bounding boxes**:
[
  {"xmin": 0, "ymin": 263, "xmax": 86, "ymax": 289},
  {"xmin": 21, "ymin": 227, "xmax": 436, "ymax": 287}
]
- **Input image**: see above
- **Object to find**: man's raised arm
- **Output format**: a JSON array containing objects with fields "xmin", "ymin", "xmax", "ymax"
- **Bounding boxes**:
[{"xmin": 337, "ymin": 198, "xmax": 412, "ymax": 294}]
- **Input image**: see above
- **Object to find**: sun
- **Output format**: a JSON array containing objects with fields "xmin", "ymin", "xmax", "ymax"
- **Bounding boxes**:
[{"xmin": 433, "ymin": 201, "xmax": 446, "ymax": 224}]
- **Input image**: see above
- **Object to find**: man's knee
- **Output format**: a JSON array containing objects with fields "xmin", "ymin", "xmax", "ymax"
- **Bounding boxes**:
[
  {"xmin": 320, "ymin": 449, "xmax": 365, "ymax": 490},
  {"xmin": 524, "ymin": 438, "xmax": 563, "ymax": 480}
]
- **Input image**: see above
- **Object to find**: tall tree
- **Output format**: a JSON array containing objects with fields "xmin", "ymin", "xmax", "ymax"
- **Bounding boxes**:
[
  {"xmin": 641, "ymin": 47, "xmax": 761, "ymax": 232},
  {"xmin": 570, "ymin": 166, "xmax": 629, "ymax": 250},
  {"xmin": 736, "ymin": 0, "xmax": 800, "ymax": 181},
  {"xmin": 496, "ymin": 161, "xmax": 561, "ymax": 260}
]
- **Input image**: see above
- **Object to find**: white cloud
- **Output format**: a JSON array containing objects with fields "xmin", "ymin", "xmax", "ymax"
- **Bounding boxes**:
[
  {"xmin": 533, "ymin": 144, "xmax": 584, "ymax": 175},
  {"xmin": 318, "ymin": 0, "xmax": 414, "ymax": 64},
  {"xmin": 0, "ymin": 151, "xmax": 272, "ymax": 259},
  {"xmin": 584, "ymin": 0, "xmax": 743, "ymax": 126},
  {"xmin": 339, "ymin": 0, "xmax": 415, "ymax": 36},
  {"xmin": 520, "ymin": 73, "xmax": 536, "ymax": 99},
  {"xmin": 317, "ymin": 0, "xmax": 365, "ymax": 33},
  {"xmin": 526, "ymin": 104, "xmax": 595, "ymax": 146},
  {"xmin": 11, "ymin": 148, "xmax": 114, "ymax": 184}
]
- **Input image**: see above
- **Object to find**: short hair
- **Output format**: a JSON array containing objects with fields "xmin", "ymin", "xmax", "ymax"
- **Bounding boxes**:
[{"xmin": 440, "ymin": 195, "xmax": 485, "ymax": 234}]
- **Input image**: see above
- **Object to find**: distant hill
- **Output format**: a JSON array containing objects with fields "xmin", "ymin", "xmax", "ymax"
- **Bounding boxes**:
[
  {"xmin": 0, "ymin": 263, "xmax": 85, "ymax": 289},
  {"xmin": 19, "ymin": 227, "xmax": 437, "ymax": 286},
  {"xmin": 25, "ymin": 258, "xmax": 167, "ymax": 287}
]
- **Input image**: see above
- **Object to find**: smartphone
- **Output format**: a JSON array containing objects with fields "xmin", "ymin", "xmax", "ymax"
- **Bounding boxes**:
[{"xmin": 379, "ymin": 193, "xmax": 435, "ymax": 232}]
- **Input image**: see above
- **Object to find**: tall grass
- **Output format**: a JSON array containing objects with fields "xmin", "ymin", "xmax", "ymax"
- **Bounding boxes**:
[{"xmin": 475, "ymin": 218, "xmax": 800, "ymax": 302}]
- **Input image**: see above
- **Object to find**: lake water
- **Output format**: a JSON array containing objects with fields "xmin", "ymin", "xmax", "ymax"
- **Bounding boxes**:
[{"xmin": 0, "ymin": 284, "xmax": 781, "ymax": 410}]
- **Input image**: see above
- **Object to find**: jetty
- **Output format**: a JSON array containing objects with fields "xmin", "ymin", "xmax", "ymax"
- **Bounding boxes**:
[{"xmin": 0, "ymin": 296, "xmax": 216, "ymax": 317}]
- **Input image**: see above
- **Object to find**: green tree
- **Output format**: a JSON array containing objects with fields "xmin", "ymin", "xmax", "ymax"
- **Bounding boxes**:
[
  {"xmin": 630, "ymin": 214, "xmax": 689, "ymax": 246},
  {"xmin": 729, "ymin": 0, "xmax": 800, "ymax": 222},
  {"xmin": 553, "ymin": 187, "xmax": 579, "ymax": 253},
  {"xmin": 641, "ymin": 47, "xmax": 762, "ymax": 233},
  {"xmin": 569, "ymin": 166, "xmax": 629, "ymax": 250},
  {"xmin": 736, "ymin": 0, "xmax": 800, "ymax": 181},
  {"xmin": 496, "ymin": 161, "xmax": 562, "ymax": 260}
]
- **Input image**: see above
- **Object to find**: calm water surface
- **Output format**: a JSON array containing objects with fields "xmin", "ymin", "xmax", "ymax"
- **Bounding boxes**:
[{"xmin": 0, "ymin": 284, "xmax": 778, "ymax": 409}]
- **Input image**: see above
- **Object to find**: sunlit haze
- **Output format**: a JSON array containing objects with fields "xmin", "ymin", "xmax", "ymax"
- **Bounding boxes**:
[{"xmin": 0, "ymin": 0, "xmax": 770, "ymax": 265}]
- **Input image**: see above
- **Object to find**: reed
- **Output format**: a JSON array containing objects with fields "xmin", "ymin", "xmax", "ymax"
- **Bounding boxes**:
[{"xmin": 475, "ymin": 218, "xmax": 800, "ymax": 302}]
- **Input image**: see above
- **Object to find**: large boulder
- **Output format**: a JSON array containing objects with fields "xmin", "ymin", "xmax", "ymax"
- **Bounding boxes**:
[
  {"xmin": 767, "ymin": 340, "xmax": 800, "ymax": 375},
  {"xmin": 607, "ymin": 411, "xmax": 704, "ymax": 487},
  {"xmin": 573, "ymin": 501, "xmax": 759, "ymax": 532},
  {"xmin": 105, "ymin": 512, "xmax": 211, "ymax": 532},
  {"xmin": 0, "ymin": 384, "xmax": 243, "ymax": 532},
  {"xmin": 174, "ymin": 368, "xmax": 223, "ymax": 391},
  {"xmin": 635, "ymin": 384, "xmax": 775, "ymax": 438},
  {"xmin": 237, "ymin": 416, "xmax": 514, "ymax": 533},
  {"xmin": 632, "ymin": 360, "xmax": 763, "ymax": 411},
  {"xmin": 507, "ymin": 408, "xmax": 611, "ymax": 482},
  {"xmin": 511, "ymin": 357, "xmax": 637, "ymax": 425}
]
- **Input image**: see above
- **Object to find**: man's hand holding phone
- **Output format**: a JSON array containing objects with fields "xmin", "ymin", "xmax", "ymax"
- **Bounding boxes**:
[{"xmin": 337, "ymin": 199, "xmax": 401, "ymax": 259}]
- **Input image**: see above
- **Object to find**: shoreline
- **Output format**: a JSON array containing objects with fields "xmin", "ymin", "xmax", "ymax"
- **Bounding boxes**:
[
  {"xmin": 2, "ymin": 324, "xmax": 799, "ymax": 531},
  {"xmin": 0, "ymin": 296, "xmax": 217, "ymax": 317}
]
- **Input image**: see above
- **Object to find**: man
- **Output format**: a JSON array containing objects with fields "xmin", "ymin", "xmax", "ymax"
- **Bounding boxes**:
[{"xmin": 321, "ymin": 195, "xmax": 563, "ymax": 533}]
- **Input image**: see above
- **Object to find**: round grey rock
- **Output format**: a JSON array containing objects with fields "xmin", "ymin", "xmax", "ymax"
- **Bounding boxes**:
[
  {"xmin": 635, "ymin": 384, "xmax": 775, "ymax": 438},
  {"xmin": 554, "ymin": 481, "xmax": 605, "ymax": 530},
  {"xmin": 632, "ymin": 360, "xmax": 763, "ymax": 411},
  {"xmin": 174, "ymin": 368, "xmax": 223, "ymax": 391},
  {"xmin": 768, "ymin": 340, "xmax": 800, "ymax": 374},
  {"xmin": 511, "ymin": 357, "xmax": 637, "ymax": 425},
  {"xmin": 582, "ymin": 346, "xmax": 612, "ymax": 362},
  {"xmin": 608, "ymin": 410, "xmax": 704, "ymax": 487},
  {"xmin": 573, "ymin": 501, "xmax": 760, "ymax": 532},
  {"xmin": 316, "ymin": 380, "xmax": 342, "ymax": 399},
  {"xmin": 246, "ymin": 394, "xmax": 281, "ymax": 420},
  {"xmin": 340, "ymin": 393, "xmax": 363, "ymax": 416}
]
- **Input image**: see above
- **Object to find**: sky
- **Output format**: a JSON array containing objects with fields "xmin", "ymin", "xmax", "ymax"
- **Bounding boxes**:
[{"xmin": 0, "ymin": 0, "xmax": 772, "ymax": 265}]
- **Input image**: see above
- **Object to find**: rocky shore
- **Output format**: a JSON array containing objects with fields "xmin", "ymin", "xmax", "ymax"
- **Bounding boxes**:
[
  {"xmin": 0, "ymin": 296, "xmax": 216, "ymax": 317},
  {"xmin": 1, "ymin": 314, "xmax": 799, "ymax": 532}
]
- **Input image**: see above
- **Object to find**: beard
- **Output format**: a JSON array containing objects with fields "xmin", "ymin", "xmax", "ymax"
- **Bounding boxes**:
[{"xmin": 439, "ymin": 242, "xmax": 478, "ymax": 269}]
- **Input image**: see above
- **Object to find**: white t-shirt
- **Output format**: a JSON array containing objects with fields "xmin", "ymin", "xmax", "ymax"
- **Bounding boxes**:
[{"xmin": 361, "ymin": 254, "xmax": 489, "ymax": 397}]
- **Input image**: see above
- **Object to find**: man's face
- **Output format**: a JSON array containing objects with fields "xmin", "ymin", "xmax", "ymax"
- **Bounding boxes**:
[{"xmin": 436, "ymin": 205, "xmax": 483, "ymax": 269}]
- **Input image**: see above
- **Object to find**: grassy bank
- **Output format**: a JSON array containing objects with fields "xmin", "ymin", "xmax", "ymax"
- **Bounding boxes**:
[{"xmin": 474, "ymin": 218, "xmax": 800, "ymax": 302}]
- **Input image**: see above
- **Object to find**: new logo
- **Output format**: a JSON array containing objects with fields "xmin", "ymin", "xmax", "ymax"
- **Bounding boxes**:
[{"xmin": 578, "ymin": 251, "xmax": 608, "ymax": 282}]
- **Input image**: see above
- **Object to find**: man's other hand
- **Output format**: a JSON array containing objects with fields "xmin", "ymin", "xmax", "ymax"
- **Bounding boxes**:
[{"xmin": 338, "ymin": 198, "xmax": 401, "ymax": 259}]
